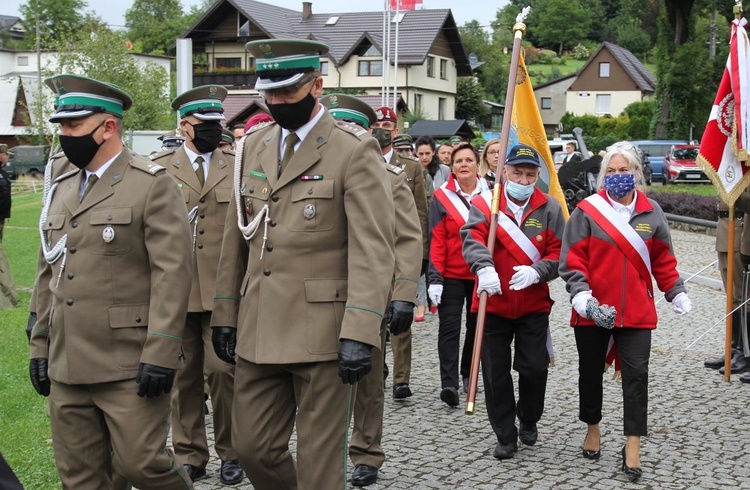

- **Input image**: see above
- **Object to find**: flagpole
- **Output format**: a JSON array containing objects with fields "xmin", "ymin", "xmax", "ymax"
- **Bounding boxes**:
[
  {"xmin": 381, "ymin": 0, "xmax": 387, "ymax": 106},
  {"xmin": 393, "ymin": 1, "xmax": 400, "ymax": 113},
  {"xmin": 385, "ymin": 1, "xmax": 392, "ymax": 107},
  {"xmin": 466, "ymin": 7, "xmax": 530, "ymax": 415}
]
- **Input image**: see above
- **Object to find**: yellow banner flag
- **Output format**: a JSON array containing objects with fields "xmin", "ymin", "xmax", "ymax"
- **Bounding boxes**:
[{"xmin": 508, "ymin": 52, "xmax": 569, "ymax": 219}]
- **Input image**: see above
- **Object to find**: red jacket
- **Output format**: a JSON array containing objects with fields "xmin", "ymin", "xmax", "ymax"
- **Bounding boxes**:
[
  {"xmin": 461, "ymin": 187, "xmax": 565, "ymax": 319},
  {"xmin": 559, "ymin": 190, "xmax": 686, "ymax": 329}
]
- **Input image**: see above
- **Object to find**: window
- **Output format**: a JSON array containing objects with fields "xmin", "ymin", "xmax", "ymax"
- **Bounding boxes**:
[
  {"xmin": 358, "ymin": 60, "xmax": 383, "ymax": 76},
  {"xmin": 426, "ymin": 56, "xmax": 434, "ymax": 78},
  {"xmin": 414, "ymin": 94, "xmax": 423, "ymax": 113},
  {"xmin": 216, "ymin": 57, "xmax": 241, "ymax": 69},
  {"xmin": 17, "ymin": 56, "xmax": 28, "ymax": 66},
  {"xmin": 247, "ymin": 56, "xmax": 256, "ymax": 69},
  {"xmin": 599, "ymin": 62, "xmax": 610, "ymax": 78},
  {"xmin": 326, "ymin": 16, "xmax": 340, "ymax": 25},
  {"xmin": 320, "ymin": 61, "xmax": 329, "ymax": 76},
  {"xmin": 541, "ymin": 97, "xmax": 552, "ymax": 110},
  {"xmin": 438, "ymin": 97, "xmax": 446, "ymax": 120},
  {"xmin": 596, "ymin": 94, "xmax": 611, "ymax": 114},
  {"xmin": 440, "ymin": 59, "xmax": 447, "ymax": 80}
]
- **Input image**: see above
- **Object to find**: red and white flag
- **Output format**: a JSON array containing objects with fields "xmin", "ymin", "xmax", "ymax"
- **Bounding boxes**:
[
  {"xmin": 389, "ymin": 0, "xmax": 421, "ymax": 10},
  {"xmin": 698, "ymin": 17, "xmax": 750, "ymax": 205}
]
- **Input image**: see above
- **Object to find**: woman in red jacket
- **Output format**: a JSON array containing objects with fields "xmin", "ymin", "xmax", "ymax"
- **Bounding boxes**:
[
  {"xmin": 559, "ymin": 141, "xmax": 692, "ymax": 482},
  {"xmin": 427, "ymin": 143, "xmax": 489, "ymax": 407}
]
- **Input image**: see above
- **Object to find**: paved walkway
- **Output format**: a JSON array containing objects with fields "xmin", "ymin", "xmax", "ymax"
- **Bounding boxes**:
[{"xmin": 189, "ymin": 228, "xmax": 750, "ymax": 489}]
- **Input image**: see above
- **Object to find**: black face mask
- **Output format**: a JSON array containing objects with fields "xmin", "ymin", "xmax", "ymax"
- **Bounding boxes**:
[
  {"xmin": 59, "ymin": 120, "xmax": 106, "ymax": 169},
  {"xmin": 188, "ymin": 121, "xmax": 223, "ymax": 154},
  {"xmin": 371, "ymin": 128, "xmax": 392, "ymax": 149},
  {"xmin": 266, "ymin": 90, "xmax": 317, "ymax": 131}
]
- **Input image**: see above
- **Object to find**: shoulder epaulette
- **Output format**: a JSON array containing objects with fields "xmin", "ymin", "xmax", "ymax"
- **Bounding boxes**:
[
  {"xmin": 385, "ymin": 163, "xmax": 404, "ymax": 175},
  {"xmin": 335, "ymin": 120, "xmax": 368, "ymax": 139},
  {"xmin": 402, "ymin": 153, "xmax": 420, "ymax": 163},
  {"xmin": 50, "ymin": 151, "xmax": 66, "ymax": 160},
  {"xmin": 130, "ymin": 156, "xmax": 166, "ymax": 175},
  {"xmin": 221, "ymin": 148, "xmax": 235, "ymax": 156},
  {"xmin": 53, "ymin": 168, "xmax": 79, "ymax": 184},
  {"xmin": 247, "ymin": 120, "xmax": 276, "ymax": 135},
  {"xmin": 149, "ymin": 148, "xmax": 175, "ymax": 161}
]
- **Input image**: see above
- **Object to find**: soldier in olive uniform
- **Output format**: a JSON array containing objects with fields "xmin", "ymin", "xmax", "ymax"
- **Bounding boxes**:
[
  {"xmin": 322, "ymin": 94, "xmax": 422, "ymax": 486},
  {"xmin": 150, "ymin": 86, "xmax": 243, "ymax": 485},
  {"xmin": 0, "ymin": 144, "xmax": 12, "ymax": 243},
  {"xmin": 210, "ymin": 40, "xmax": 395, "ymax": 490},
  {"xmin": 158, "ymin": 130, "xmax": 185, "ymax": 151},
  {"xmin": 29, "ymin": 74, "xmax": 194, "ymax": 489},
  {"xmin": 372, "ymin": 106, "xmax": 429, "ymax": 399}
]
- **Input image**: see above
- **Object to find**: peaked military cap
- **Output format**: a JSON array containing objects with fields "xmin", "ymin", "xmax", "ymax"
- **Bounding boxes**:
[
  {"xmin": 448, "ymin": 135, "xmax": 466, "ymax": 145},
  {"xmin": 321, "ymin": 94, "xmax": 376, "ymax": 129},
  {"xmin": 221, "ymin": 128, "xmax": 235, "ymax": 145},
  {"xmin": 392, "ymin": 134, "xmax": 413, "ymax": 150},
  {"xmin": 44, "ymin": 74, "xmax": 133, "ymax": 123},
  {"xmin": 0, "ymin": 144, "xmax": 12, "ymax": 156},
  {"xmin": 158, "ymin": 129, "xmax": 185, "ymax": 149},
  {"xmin": 171, "ymin": 85, "xmax": 227, "ymax": 121},
  {"xmin": 246, "ymin": 39, "xmax": 330, "ymax": 91}
]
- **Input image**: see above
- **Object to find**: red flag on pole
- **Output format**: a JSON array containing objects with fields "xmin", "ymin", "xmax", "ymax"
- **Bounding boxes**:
[
  {"xmin": 390, "ymin": 0, "xmax": 417, "ymax": 10},
  {"xmin": 697, "ymin": 17, "xmax": 750, "ymax": 205}
]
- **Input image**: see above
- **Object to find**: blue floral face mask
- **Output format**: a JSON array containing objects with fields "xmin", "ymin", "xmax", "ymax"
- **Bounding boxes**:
[{"xmin": 603, "ymin": 173, "xmax": 635, "ymax": 199}]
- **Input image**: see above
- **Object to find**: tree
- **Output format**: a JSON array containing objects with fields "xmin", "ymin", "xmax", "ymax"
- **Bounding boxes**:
[
  {"xmin": 125, "ymin": 0, "xmax": 187, "ymax": 55},
  {"xmin": 19, "ymin": 0, "xmax": 90, "ymax": 49},
  {"xmin": 532, "ymin": 0, "xmax": 591, "ymax": 55},
  {"xmin": 455, "ymin": 77, "xmax": 486, "ymax": 122}
]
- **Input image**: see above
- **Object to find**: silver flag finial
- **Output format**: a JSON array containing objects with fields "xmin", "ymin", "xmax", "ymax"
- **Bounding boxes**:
[{"xmin": 516, "ymin": 6, "xmax": 531, "ymax": 24}]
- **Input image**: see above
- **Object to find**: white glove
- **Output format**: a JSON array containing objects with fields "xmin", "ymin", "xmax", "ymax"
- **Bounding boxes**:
[
  {"xmin": 672, "ymin": 292, "xmax": 692, "ymax": 315},
  {"xmin": 476, "ymin": 266, "xmax": 502, "ymax": 296},
  {"xmin": 509, "ymin": 265, "xmax": 541, "ymax": 291},
  {"xmin": 571, "ymin": 290, "xmax": 593, "ymax": 318},
  {"xmin": 428, "ymin": 284, "xmax": 443, "ymax": 306}
]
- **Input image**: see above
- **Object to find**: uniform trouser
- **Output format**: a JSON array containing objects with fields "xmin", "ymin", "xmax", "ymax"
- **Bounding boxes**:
[
  {"xmin": 232, "ymin": 357, "xmax": 350, "ymax": 490},
  {"xmin": 718, "ymin": 249, "xmax": 743, "ymax": 350},
  {"xmin": 171, "ymin": 311, "xmax": 236, "ymax": 468},
  {"xmin": 49, "ymin": 379, "xmax": 193, "ymax": 490},
  {"xmin": 349, "ymin": 320, "xmax": 387, "ymax": 469},
  {"xmin": 0, "ymin": 218, "xmax": 5, "ymax": 243},
  {"xmin": 0, "ymin": 450, "xmax": 22, "ymax": 490},
  {"xmin": 575, "ymin": 327, "xmax": 651, "ymax": 436},
  {"xmin": 437, "ymin": 278, "xmax": 477, "ymax": 389},
  {"xmin": 481, "ymin": 313, "xmax": 549, "ymax": 445},
  {"xmin": 390, "ymin": 329, "xmax": 412, "ymax": 385}
]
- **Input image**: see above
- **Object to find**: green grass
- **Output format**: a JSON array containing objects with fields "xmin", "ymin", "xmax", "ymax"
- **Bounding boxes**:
[
  {"xmin": 648, "ymin": 183, "xmax": 718, "ymax": 196},
  {"xmin": 0, "ymin": 189, "xmax": 61, "ymax": 489}
]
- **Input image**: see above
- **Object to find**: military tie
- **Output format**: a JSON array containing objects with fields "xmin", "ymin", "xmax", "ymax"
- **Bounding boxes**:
[
  {"xmin": 80, "ymin": 174, "xmax": 98, "ymax": 202},
  {"xmin": 279, "ymin": 133, "xmax": 299, "ymax": 176},
  {"xmin": 195, "ymin": 156, "xmax": 205, "ymax": 188}
]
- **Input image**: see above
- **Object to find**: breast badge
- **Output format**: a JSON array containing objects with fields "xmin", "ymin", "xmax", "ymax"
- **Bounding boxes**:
[
  {"xmin": 102, "ymin": 225, "xmax": 115, "ymax": 243},
  {"xmin": 303, "ymin": 203, "xmax": 316, "ymax": 220}
]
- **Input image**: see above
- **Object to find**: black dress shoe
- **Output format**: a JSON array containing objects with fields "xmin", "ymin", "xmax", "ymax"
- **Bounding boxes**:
[
  {"xmin": 351, "ymin": 464, "xmax": 378, "ymax": 486},
  {"xmin": 740, "ymin": 373, "xmax": 750, "ymax": 383},
  {"xmin": 493, "ymin": 441, "xmax": 518, "ymax": 459},
  {"xmin": 581, "ymin": 434, "xmax": 601, "ymax": 460},
  {"xmin": 440, "ymin": 387, "xmax": 460, "ymax": 407},
  {"xmin": 704, "ymin": 353, "xmax": 735, "ymax": 369},
  {"xmin": 718, "ymin": 355, "xmax": 750, "ymax": 374},
  {"xmin": 462, "ymin": 376, "xmax": 469, "ymax": 394},
  {"xmin": 220, "ymin": 459, "xmax": 244, "ymax": 485},
  {"xmin": 518, "ymin": 422, "xmax": 538, "ymax": 446},
  {"xmin": 620, "ymin": 446, "xmax": 642, "ymax": 482},
  {"xmin": 393, "ymin": 383, "xmax": 413, "ymax": 399},
  {"xmin": 183, "ymin": 464, "xmax": 206, "ymax": 482}
]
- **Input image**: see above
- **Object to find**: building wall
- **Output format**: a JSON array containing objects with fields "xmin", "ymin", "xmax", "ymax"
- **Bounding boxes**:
[
  {"xmin": 565, "ymin": 90, "xmax": 645, "ymax": 117},
  {"xmin": 535, "ymin": 77, "xmax": 575, "ymax": 127},
  {"xmin": 569, "ymin": 49, "xmax": 644, "ymax": 92}
]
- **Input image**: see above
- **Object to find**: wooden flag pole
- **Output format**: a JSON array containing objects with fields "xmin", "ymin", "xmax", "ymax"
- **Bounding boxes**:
[{"xmin": 466, "ymin": 8, "xmax": 529, "ymax": 415}]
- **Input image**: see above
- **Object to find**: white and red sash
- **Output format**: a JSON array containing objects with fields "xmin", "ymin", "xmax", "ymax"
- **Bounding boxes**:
[
  {"xmin": 578, "ymin": 194, "xmax": 652, "ymax": 290},
  {"xmin": 480, "ymin": 192, "xmax": 541, "ymax": 265},
  {"xmin": 435, "ymin": 187, "xmax": 470, "ymax": 225}
]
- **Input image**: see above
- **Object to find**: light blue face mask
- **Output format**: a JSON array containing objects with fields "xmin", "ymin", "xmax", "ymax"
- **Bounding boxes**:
[{"xmin": 505, "ymin": 180, "xmax": 534, "ymax": 200}]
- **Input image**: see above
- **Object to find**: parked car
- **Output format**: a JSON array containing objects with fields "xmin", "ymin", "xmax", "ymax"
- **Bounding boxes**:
[
  {"xmin": 5, "ymin": 145, "xmax": 50, "ymax": 179},
  {"xmin": 630, "ymin": 140, "xmax": 688, "ymax": 182},
  {"xmin": 663, "ymin": 144, "xmax": 709, "ymax": 184}
]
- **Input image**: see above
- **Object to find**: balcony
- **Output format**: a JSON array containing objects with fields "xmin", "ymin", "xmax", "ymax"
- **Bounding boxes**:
[{"xmin": 192, "ymin": 69, "xmax": 258, "ymax": 89}]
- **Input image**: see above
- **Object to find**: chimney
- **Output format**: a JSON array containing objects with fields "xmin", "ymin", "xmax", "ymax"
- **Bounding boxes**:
[{"xmin": 302, "ymin": 2, "xmax": 312, "ymax": 21}]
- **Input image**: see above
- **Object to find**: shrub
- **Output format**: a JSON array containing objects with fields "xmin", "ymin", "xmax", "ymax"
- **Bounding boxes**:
[
  {"xmin": 573, "ymin": 43, "xmax": 590, "ymax": 60},
  {"xmin": 646, "ymin": 191, "xmax": 717, "ymax": 221}
]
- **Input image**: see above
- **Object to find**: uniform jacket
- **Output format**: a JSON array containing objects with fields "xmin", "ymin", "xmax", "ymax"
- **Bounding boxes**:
[
  {"xmin": 386, "ymin": 163, "xmax": 422, "ymax": 304},
  {"xmin": 389, "ymin": 152, "xmax": 429, "ymax": 259},
  {"xmin": 559, "ymin": 189, "xmax": 686, "ymax": 329},
  {"xmin": 461, "ymin": 187, "xmax": 564, "ymax": 318},
  {"xmin": 427, "ymin": 173, "xmax": 483, "ymax": 284},
  {"xmin": 211, "ymin": 111, "xmax": 395, "ymax": 363},
  {"xmin": 152, "ymin": 145, "xmax": 234, "ymax": 312},
  {"xmin": 30, "ymin": 149, "xmax": 193, "ymax": 384}
]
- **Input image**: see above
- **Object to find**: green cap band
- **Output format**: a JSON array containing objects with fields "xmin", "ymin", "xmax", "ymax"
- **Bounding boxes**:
[
  {"xmin": 178, "ymin": 99, "xmax": 224, "ymax": 118},
  {"xmin": 256, "ymin": 54, "xmax": 320, "ymax": 74},
  {"xmin": 329, "ymin": 108, "xmax": 370, "ymax": 128},
  {"xmin": 56, "ymin": 92, "xmax": 124, "ymax": 117}
]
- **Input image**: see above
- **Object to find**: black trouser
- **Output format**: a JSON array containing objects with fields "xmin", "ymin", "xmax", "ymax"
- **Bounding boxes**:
[
  {"xmin": 575, "ymin": 327, "xmax": 651, "ymax": 436},
  {"xmin": 437, "ymin": 278, "xmax": 477, "ymax": 389},
  {"xmin": 482, "ymin": 312, "xmax": 549, "ymax": 445}
]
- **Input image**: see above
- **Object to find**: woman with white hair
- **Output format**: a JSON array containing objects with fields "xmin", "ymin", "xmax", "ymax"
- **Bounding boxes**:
[{"xmin": 559, "ymin": 141, "xmax": 692, "ymax": 483}]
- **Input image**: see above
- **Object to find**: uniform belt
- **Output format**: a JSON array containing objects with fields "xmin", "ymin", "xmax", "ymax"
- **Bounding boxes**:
[{"xmin": 718, "ymin": 210, "xmax": 743, "ymax": 219}]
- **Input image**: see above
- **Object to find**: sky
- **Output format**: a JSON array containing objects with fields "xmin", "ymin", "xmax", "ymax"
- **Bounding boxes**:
[{"xmin": 4, "ymin": 0, "xmax": 509, "ymax": 31}]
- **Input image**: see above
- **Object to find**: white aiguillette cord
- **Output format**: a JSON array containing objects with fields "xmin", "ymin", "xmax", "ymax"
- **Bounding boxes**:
[
  {"xmin": 39, "ymin": 157, "xmax": 68, "ymax": 287},
  {"xmin": 233, "ymin": 134, "xmax": 271, "ymax": 259}
]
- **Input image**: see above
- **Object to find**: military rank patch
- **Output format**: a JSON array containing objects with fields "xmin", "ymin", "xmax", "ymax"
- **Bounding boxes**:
[
  {"xmin": 635, "ymin": 223, "xmax": 652, "ymax": 233},
  {"xmin": 524, "ymin": 218, "xmax": 543, "ymax": 229}
]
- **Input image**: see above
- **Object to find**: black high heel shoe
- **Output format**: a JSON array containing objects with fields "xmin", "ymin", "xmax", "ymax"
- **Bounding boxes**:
[
  {"xmin": 581, "ymin": 435, "xmax": 600, "ymax": 460},
  {"xmin": 621, "ymin": 446, "xmax": 643, "ymax": 482}
]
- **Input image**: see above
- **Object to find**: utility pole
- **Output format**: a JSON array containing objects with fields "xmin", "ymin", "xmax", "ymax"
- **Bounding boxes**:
[
  {"xmin": 709, "ymin": 7, "xmax": 717, "ymax": 60},
  {"xmin": 36, "ymin": 16, "xmax": 43, "ymax": 144}
]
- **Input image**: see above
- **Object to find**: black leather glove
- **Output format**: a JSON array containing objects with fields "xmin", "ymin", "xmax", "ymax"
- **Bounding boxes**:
[
  {"xmin": 26, "ymin": 312, "xmax": 37, "ymax": 343},
  {"xmin": 212, "ymin": 327, "xmax": 237, "ymax": 365},
  {"xmin": 338, "ymin": 339, "xmax": 373, "ymax": 384},
  {"xmin": 388, "ymin": 301, "xmax": 415, "ymax": 336},
  {"xmin": 135, "ymin": 363, "xmax": 175, "ymax": 398},
  {"xmin": 29, "ymin": 358, "xmax": 50, "ymax": 397},
  {"xmin": 420, "ymin": 259, "xmax": 429, "ymax": 277}
]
